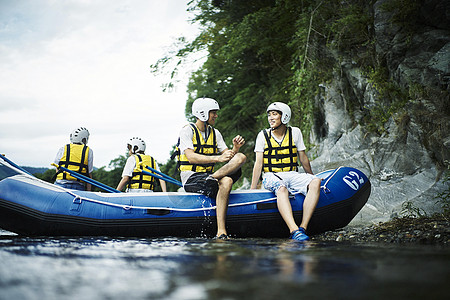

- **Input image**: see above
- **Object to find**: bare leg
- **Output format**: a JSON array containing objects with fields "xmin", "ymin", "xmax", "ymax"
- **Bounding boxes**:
[
  {"xmin": 211, "ymin": 153, "xmax": 246, "ymax": 180},
  {"xmin": 276, "ymin": 186, "xmax": 299, "ymax": 233},
  {"xmin": 211, "ymin": 153, "xmax": 246, "ymax": 237},
  {"xmin": 299, "ymin": 178, "xmax": 321, "ymax": 231},
  {"xmin": 215, "ymin": 176, "xmax": 233, "ymax": 236}
]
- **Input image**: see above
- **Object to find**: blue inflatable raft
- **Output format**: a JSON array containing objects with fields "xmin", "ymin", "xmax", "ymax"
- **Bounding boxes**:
[{"xmin": 0, "ymin": 166, "xmax": 370, "ymax": 238}]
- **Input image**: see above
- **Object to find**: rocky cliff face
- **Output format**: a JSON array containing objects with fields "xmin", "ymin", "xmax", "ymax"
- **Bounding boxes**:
[{"xmin": 310, "ymin": 0, "xmax": 449, "ymax": 224}]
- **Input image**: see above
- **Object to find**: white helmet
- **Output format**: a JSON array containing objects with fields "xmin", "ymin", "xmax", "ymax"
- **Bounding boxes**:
[
  {"xmin": 128, "ymin": 137, "xmax": 146, "ymax": 154},
  {"xmin": 70, "ymin": 127, "xmax": 90, "ymax": 144},
  {"xmin": 267, "ymin": 102, "xmax": 291, "ymax": 124},
  {"xmin": 192, "ymin": 97, "xmax": 220, "ymax": 122}
]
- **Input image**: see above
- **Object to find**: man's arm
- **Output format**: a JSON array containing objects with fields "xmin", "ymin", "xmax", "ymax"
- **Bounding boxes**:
[
  {"xmin": 85, "ymin": 173, "xmax": 92, "ymax": 191},
  {"xmin": 231, "ymin": 135, "xmax": 245, "ymax": 153},
  {"xmin": 184, "ymin": 148, "xmax": 234, "ymax": 164},
  {"xmin": 251, "ymin": 151, "xmax": 264, "ymax": 189},
  {"xmin": 116, "ymin": 175, "xmax": 130, "ymax": 191},
  {"xmin": 298, "ymin": 150, "xmax": 314, "ymax": 175},
  {"xmin": 159, "ymin": 179, "xmax": 167, "ymax": 192}
]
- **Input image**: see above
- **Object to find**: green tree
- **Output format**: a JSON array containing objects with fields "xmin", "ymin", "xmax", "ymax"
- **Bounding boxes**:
[
  {"xmin": 154, "ymin": 0, "xmax": 312, "ymax": 181},
  {"xmin": 33, "ymin": 168, "xmax": 56, "ymax": 183},
  {"xmin": 153, "ymin": 0, "xmax": 379, "ymax": 181},
  {"xmin": 91, "ymin": 155, "xmax": 126, "ymax": 192},
  {"xmin": 159, "ymin": 146, "xmax": 183, "ymax": 192}
]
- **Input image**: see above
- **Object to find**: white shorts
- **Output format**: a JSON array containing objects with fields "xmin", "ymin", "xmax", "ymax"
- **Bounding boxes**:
[
  {"xmin": 126, "ymin": 188, "xmax": 154, "ymax": 193},
  {"xmin": 262, "ymin": 171, "xmax": 317, "ymax": 196}
]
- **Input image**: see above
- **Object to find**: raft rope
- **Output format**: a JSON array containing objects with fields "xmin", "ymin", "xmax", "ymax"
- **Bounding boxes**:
[
  {"xmin": 320, "ymin": 166, "xmax": 343, "ymax": 193},
  {"xmin": 56, "ymin": 186, "xmax": 306, "ymax": 212},
  {"xmin": 67, "ymin": 191, "xmax": 285, "ymax": 212},
  {"xmin": 1, "ymin": 155, "xmax": 334, "ymax": 212},
  {"xmin": 0, "ymin": 157, "xmax": 284, "ymax": 211}
]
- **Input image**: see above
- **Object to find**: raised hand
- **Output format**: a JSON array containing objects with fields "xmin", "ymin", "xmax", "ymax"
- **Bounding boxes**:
[{"xmin": 232, "ymin": 135, "xmax": 245, "ymax": 150}]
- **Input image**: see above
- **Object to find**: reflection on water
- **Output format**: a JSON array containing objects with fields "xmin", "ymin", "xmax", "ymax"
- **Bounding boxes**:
[{"xmin": 0, "ymin": 229, "xmax": 449, "ymax": 300}]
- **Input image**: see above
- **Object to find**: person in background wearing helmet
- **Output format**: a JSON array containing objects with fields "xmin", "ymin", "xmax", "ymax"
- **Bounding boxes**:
[
  {"xmin": 250, "ymin": 102, "xmax": 321, "ymax": 242},
  {"xmin": 177, "ymin": 97, "xmax": 246, "ymax": 239},
  {"xmin": 116, "ymin": 137, "xmax": 167, "ymax": 193},
  {"xmin": 54, "ymin": 127, "xmax": 94, "ymax": 191}
]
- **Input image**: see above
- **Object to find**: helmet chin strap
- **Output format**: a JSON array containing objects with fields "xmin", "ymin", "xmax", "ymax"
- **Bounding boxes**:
[
  {"xmin": 271, "ymin": 124, "xmax": 282, "ymax": 131},
  {"xmin": 271, "ymin": 123, "xmax": 285, "ymax": 132},
  {"xmin": 204, "ymin": 120, "xmax": 212, "ymax": 139}
]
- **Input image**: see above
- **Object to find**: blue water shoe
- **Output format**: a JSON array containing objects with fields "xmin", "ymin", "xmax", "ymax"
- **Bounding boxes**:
[{"xmin": 290, "ymin": 227, "xmax": 309, "ymax": 241}]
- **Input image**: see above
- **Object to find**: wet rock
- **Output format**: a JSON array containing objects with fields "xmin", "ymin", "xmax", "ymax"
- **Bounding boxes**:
[
  {"xmin": 313, "ymin": 214, "xmax": 450, "ymax": 246},
  {"xmin": 310, "ymin": 0, "xmax": 449, "ymax": 224}
]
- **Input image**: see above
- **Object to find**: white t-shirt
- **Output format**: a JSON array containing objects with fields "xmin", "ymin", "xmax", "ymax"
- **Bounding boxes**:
[
  {"xmin": 54, "ymin": 144, "xmax": 94, "ymax": 184},
  {"xmin": 254, "ymin": 127, "xmax": 306, "ymax": 153},
  {"xmin": 121, "ymin": 155, "xmax": 161, "ymax": 177},
  {"xmin": 178, "ymin": 124, "xmax": 228, "ymax": 184}
]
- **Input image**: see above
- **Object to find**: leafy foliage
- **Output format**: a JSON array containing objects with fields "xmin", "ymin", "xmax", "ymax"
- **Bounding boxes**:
[
  {"xmin": 380, "ymin": 0, "xmax": 421, "ymax": 30},
  {"xmin": 152, "ymin": 0, "xmax": 380, "ymax": 182},
  {"xmin": 362, "ymin": 66, "xmax": 410, "ymax": 134},
  {"xmin": 159, "ymin": 146, "xmax": 182, "ymax": 192},
  {"xmin": 41, "ymin": 1, "xmax": 393, "ymax": 186},
  {"xmin": 33, "ymin": 169, "xmax": 55, "ymax": 183},
  {"xmin": 400, "ymin": 200, "xmax": 427, "ymax": 218}
]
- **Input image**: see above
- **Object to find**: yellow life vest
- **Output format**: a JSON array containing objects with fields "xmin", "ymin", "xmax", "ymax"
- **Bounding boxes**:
[
  {"xmin": 263, "ymin": 127, "xmax": 298, "ymax": 173},
  {"xmin": 128, "ymin": 154, "xmax": 156, "ymax": 190},
  {"xmin": 57, "ymin": 144, "xmax": 90, "ymax": 181},
  {"xmin": 178, "ymin": 123, "xmax": 218, "ymax": 173}
]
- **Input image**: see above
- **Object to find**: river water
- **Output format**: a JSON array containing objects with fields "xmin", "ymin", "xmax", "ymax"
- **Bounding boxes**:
[{"xmin": 0, "ymin": 230, "xmax": 448, "ymax": 300}]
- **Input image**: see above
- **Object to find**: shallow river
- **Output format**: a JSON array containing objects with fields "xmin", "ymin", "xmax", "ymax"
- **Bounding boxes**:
[{"xmin": 0, "ymin": 229, "xmax": 448, "ymax": 300}]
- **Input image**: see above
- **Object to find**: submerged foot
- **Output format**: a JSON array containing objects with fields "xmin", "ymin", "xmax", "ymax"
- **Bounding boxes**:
[{"xmin": 214, "ymin": 234, "xmax": 230, "ymax": 240}]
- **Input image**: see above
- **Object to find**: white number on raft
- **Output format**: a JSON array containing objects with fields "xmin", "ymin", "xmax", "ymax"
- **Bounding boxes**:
[{"xmin": 343, "ymin": 171, "xmax": 364, "ymax": 191}]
